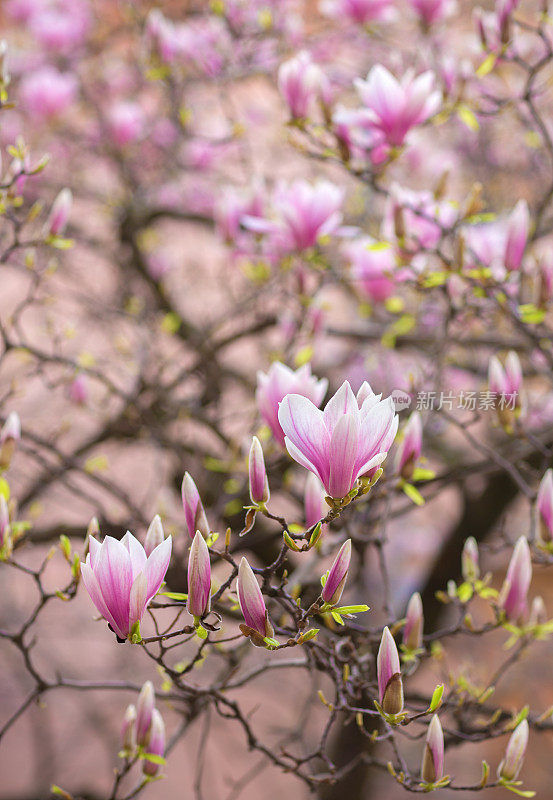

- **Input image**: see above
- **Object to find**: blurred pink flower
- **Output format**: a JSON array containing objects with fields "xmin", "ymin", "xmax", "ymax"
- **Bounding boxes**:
[
  {"xmin": 320, "ymin": 0, "xmax": 395, "ymax": 24},
  {"xmin": 346, "ymin": 237, "xmax": 395, "ymax": 302},
  {"xmin": 278, "ymin": 51, "xmax": 330, "ymax": 120},
  {"xmin": 20, "ymin": 66, "xmax": 78, "ymax": 120},
  {"xmin": 107, "ymin": 101, "xmax": 145, "ymax": 146}
]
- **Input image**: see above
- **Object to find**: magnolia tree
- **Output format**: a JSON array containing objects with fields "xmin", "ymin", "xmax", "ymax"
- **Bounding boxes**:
[{"xmin": 2, "ymin": 0, "xmax": 553, "ymax": 797}]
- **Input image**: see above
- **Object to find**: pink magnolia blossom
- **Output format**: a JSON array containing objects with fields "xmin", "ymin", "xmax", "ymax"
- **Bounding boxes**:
[
  {"xmin": 396, "ymin": 412, "xmax": 423, "ymax": 480},
  {"xmin": 215, "ymin": 183, "xmax": 265, "ymax": 245},
  {"xmin": 354, "ymin": 65, "xmax": 441, "ymax": 147},
  {"xmin": 421, "ymin": 715, "xmax": 445, "ymax": 783},
  {"xmin": 403, "ymin": 591, "xmax": 424, "ymax": 650},
  {"xmin": 237, "ymin": 557, "xmax": 274, "ymax": 641},
  {"xmin": 144, "ymin": 515, "xmax": 165, "ymax": 557},
  {"xmin": 498, "ymin": 536, "xmax": 532, "ymax": 623},
  {"xmin": 488, "ymin": 351, "xmax": 525, "ymax": 421},
  {"xmin": 321, "ymin": 539, "xmax": 351, "ymax": 606},
  {"xmin": 383, "ymin": 184, "xmax": 458, "ymax": 253},
  {"xmin": 29, "ymin": 0, "xmax": 91, "ymax": 53},
  {"xmin": 498, "ymin": 719, "xmax": 528, "ymax": 781},
  {"xmin": 181, "ymin": 472, "xmax": 210, "ymax": 539},
  {"xmin": 249, "ymin": 436, "xmax": 270, "ymax": 504},
  {"xmin": 121, "ymin": 705, "xmax": 137, "ymax": 752},
  {"xmin": 20, "ymin": 66, "xmax": 78, "ymax": 120},
  {"xmin": 407, "ymin": 0, "xmax": 456, "ymax": 28},
  {"xmin": 48, "ymin": 188, "xmax": 72, "ymax": 236},
  {"xmin": 346, "ymin": 237, "xmax": 395, "ymax": 303},
  {"xmin": 187, "ymin": 531, "xmax": 211, "ymax": 619},
  {"xmin": 80, "ymin": 532, "xmax": 172, "ymax": 641},
  {"xmin": 320, "ymin": 0, "xmax": 395, "ymax": 24},
  {"xmin": 278, "ymin": 51, "xmax": 330, "ymax": 120},
  {"xmin": 136, "ymin": 681, "xmax": 155, "ymax": 747},
  {"xmin": 142, "ymin": 709, "xmax": 165, "ymax": 776},
  {"xmin": 464, "ymin": 200, "xmax": 530, "ymax": 274},
  {"xmin": 536, "ymin": 469, "xmax": 553, "ymax": 544},
  {"xmin": 377, "ymin": 626, "xmax": 404, "ymax": 714},
  {"xmin": 278, "ymin": 380, "xmax": 398, "ymax": 499},
  {"xmin": 68, "ymin": 373, "xmax": 88, "ymax": 405},
  {"xmin": 256, "ymin": 361, "xmax": 328, "ymax": 447},
  {"xmin": 107, "ymin": 101, "xmax": 145, "ymax": 146}
]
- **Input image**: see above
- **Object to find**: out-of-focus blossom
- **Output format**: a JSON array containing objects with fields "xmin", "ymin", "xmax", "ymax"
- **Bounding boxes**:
[
  {"xmin": 278, "ymin": 380, "xmax": 398, "ymax": 499},
  {"xmin": 142, "ymin": 709, "xmax": 165, "ymax": 776},
  {"xmin": 187, "ymin": 531, "xmax": 211, "ymax": 619},
  {"xmin": 20, "ymin": 66, "xmax": 78, "ymax": 120},
  {"xmin": 29, "ymin": 0, "xmax": 91, "ymax": 53},
  {"xmin": 278, "ymin": 51, "xmax": 330, "ymax": 120},
  {"xmin": 408, "ymin": 0, "xmax": 456, "ymax": 28},
  {"xmin": 107, "ymin": 101, "xmax": 145, "ymax": 146},
  {"xmin": 320, "ymin": 0, "xmax": 395, "ymax": 24},
  {"xmin": 80, "ymin": 532, "xmax": 172, "ymax": 640},
  {"xmin": 249, "ymin": 436, "xmax": 270, "ymax": 504},
  {"xmin": 462, "ymin": 536, "xmax": 480, "ymax": 582},
  {"xmin": 396, "ymin": 412, "xmax": 423, "ymax": 481},
  {"xmin": 68, "ymin": 373, "xmax": 88, "ymax": 405},
  {"xmin": 256, "ymin": 361, "xmax": 328, "ymax": 447},
  {"xmin": 304, "ymin": 473, "xmax": 326, "ymax": 529},
  {"xmin": 488, "ymin": 351, "xmax": 525, "ymax": 424},
  {"xmin": 181, "ymin": 472, "xmax": 210, "ymax": 539},
  {"xmin": 403, "ymin": 591, "xmax": 423, "ymax": 650},
  {"xmin": 504, "ymin": 200, "xmax": 530, "ymax": 271},
  {"xmin": 464, "ymin": 200, "xmax": 529, "ymax": 276},
  {"xmin": 346, "ymin": 237, "xmax": 395, "ymax": 303},
  {"xmin": 321, "ymin": 539, "xmax": 351, "ymax": 606},
  {"xmin": 354, "ymin": 65, "xmax": 441, "ymax": 147},
  {"xmin": 48, "ymin": 188, "xmax": 72, "ymax": 236},
  {"xmin": 136, "ymin": 681, "xmax": 155, "ymax": 747},
  {"xmin": 421, "ymin": 715, "xmax": 445, "ymax": 783},
  {"xmin": 121, "ymin": 705, "xmax": 137, "ymax": 752},
  {"xmin": 237, "ymin": 557, "xmax": 274, "ymax": 642},
  {"xmin": 536, "ymin": 469, "xmax": 553, "ymax": 545},
  {"xmin": 498, "ymin": 719, "xmax": 528, "ymax": 781},
  {"xmin": 537, "ymin": 258, "xmax": 553, "ymax": 306},
  {"xmin": 215, "ymin": 183, "xmax": 265, "ymax": 245},
  {"xmin": 144, "ymin": 515, "xmax": 165, "ymax": 557},
  {"xmin": 383, "ymin": 184, "xmax": 458, "ymax": 254},
  {"xmin": 498, "ymin": 536, "xmax": 532, "ymax": 623},
  {"xmin": 0, "ymin": 412, "xmax": 21, "ymax": 470},
  {"xmin": 529, "ymin": 595, "xmax": 547, "ymax": 626},
  {"xmin": 0, "ymin": 495, "xmax": 11, "ymax": 552},
  {"xmin": 377, "ymin": 626, "xmax": 404, "ymax": 714}
]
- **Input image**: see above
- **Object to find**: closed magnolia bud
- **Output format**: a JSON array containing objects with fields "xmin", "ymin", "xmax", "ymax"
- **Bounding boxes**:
[
  {"xmin": 377, "ymin": 626, "xmax": 404, "ymax": 715},
  {"xmin": 462, "ymin": 537, "xmax": 480, "ymax": 582},
  {"xmin": 249, "ymin": 436, "xmax": 270, "ymax": 504},
  {"xmin": 181, "ymin": 472, "xmax": 210, "ymax": 539},
  {"xmin": 0, "ymin": 412, "xmax": 21, "ymax": 470},
  {"xmin": 187, "ymin": 531, "xmax": 211, "ymax": 619},
  {"xmin": 321, "ymin": 539, "xmax": 351, "ymax": 607},
  {"xmin": 421, "ymin": 714, "xmax": 445, "ymax": 784},
  {"xmin": 403, "ymin": 591, "xmax": 423, "ymax": 651},
  {"xmin": 536, "ymin": 469, "xmax": 553, "ymax": 545},
  {"xmin": 142, "ymin": 709, "xmax": 165, "ymax": 777},
  {"xmin": 529, "ymin": 595, "xmax": 547, "ymax": 627},
  {"xmin": 237, "ymin": 557, "xmax": 274, "ymax": 642},
  {"xmin": 144, "ymin": 514, "xmax": 165, "ymax": 557},
  {"xmin": 0, "ymin": 495, "xmax": 10, "ymax": 550},
  {"xmin": 121, "ymin": 704, "xmax": 137, "ymax": 752},
  {"xmin": 498, "ymin": 719, "xmax": 529, "ymax": 781},
  {"xmin": 136, "ymin": 681, "xmax": 155, "ymax": 747},
  {"xmin": 396, "ymin": 412, "xmax": 422, "ymax": 481},
  {"xmin": 48, "ymin": 188, "xmax": 72, "ymax": 236},
  {"xmin": 499, "ymin": 537, "xmax": 532, "ymax": 623}
]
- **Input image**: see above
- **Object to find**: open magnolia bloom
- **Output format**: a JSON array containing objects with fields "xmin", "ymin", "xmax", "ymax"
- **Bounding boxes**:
[
  {"xmin": 278, "ymin": 380, "xmax": 398, "ymax": 499},
  {"xmin": 80, "ymin": 532, "xmax": 172, "ymax": 641}
]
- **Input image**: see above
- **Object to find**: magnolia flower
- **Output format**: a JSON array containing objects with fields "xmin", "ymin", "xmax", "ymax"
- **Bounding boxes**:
[
  {"xmin": 488, "ymin": 351, "xmax": 525, "ymax": 424},
  {"xmin": 354, "ymin": 65, "xmax": 441, "ymax": 147},
  {"xmin": 136, "ymin": 681, "xmax": 155, "ymax": 747},
  {"xmin": 121, "ymin": 704, "xmax": 137, "ymax": 752},
  {"xmin": 278, "ymin": 380, "xmax": 398, "ymax": 499},
  {"xmin": 68, "ymin": 373, "xmax": 88, "ymax": 405},
  {"xmin": 80, "ymin": 532, "xmax": 172, "ymax": 641},
  {"xmin": 536, "ymin": 469, "xmax": 553, "ymax": 544},
  {"xmin": 237, "ymin": 557, "xmax": 274, "ymax": 643},
  {"xmin": 320, "ymin": 0, "xmax": 395, "ymax": 24},
  {"xmin": 144, "ymin": 515, "xmax": 165, "ymax": 557},
  {"xmin": 462, "ymin": 537, "xmax": 480, "ymax": 582},
  {"xmin": 346, "ymin": 237, "xmax": 395, "ymax": 303},
  {"xmin": 181, "ymin": 472, "xmax": 210, "ymax": 538},
  {"xmin": 187, "ymin": 531, "xmax": 211, "ymax": 619},
  {"xmin": 421, "ymin": 715, "xmax": 445, "ymax": 783},
  {"xmin": 396, "ymin": 412, "xmax": 423, "ymax": 481},
  {"xmin": 107, "ymin": 101, "xmax": 145, "ymax": 146},
  {"xmin": 256, "ymin": 362, "xmax": 328, "ymax": 447},
  {"xmin": 321, "ymin": 539, "xmax": 351, "ymax": 606},
  {"xmin": 498, "ymin": 719, "xmax": 529, "ymax": 781},
  {"xmin": 278, "ymin": 51, "xmax": 329, "ymax": 120},
  {"xmin": 498, "ymin": 536, "xmax": 532, "ymax": 623},
  {"xmin": 305, "ymin": 473, "xmax": 326, "ymax": 529},
  {"xmin": 20, "ymin": 66, "xmax": 78, "ymax": 120},
  {"xmin": 403, "ymin": 591, "xmax": 424, "ymax": 650},
  {"xmin": 408, "ymin": 0, "xmax": 456, "ymax": 27},
  {"xmin": 142, "ymin": 709, "xmax": 165, "ymax": 777},
  {"xmin": 377, "ymin": 626, "xmax": 404, "ymax": 714},
  {"xmin": 465, "ymin": 201, "xmax": 529, "ymax": 276},
  {"xmin": 48, "ymin": 188, "xmax": 72, "ymax": 236},
  {"xmin": 249, "ymin": 436, "xmax": 270, "ymax": 504}
]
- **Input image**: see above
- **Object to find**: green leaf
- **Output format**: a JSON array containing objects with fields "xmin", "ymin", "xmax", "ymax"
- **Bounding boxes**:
[
  {"xmin": 0, "ymin": 477, "xmax": 10, "ymax": 500},
  {"xmin": 457, "ymin": 582, "xmax": 474, "ymax": 603},
  {"xmin": 159, "ymin": 591, "xmax": 188, "ymax": 601},
  {"xmin": 331, "ymin": 611, "xmax": 344, "ymax": 625},
  {"xmin": 333, "ymin": 604, "xmax": 370, "ymax": 615},
  {"xmin": 429, "ymin": 683, "xmax": 444, "ymax": 712},
  {"xmin": 476, "ymin": 52, "xmax": 497, "ymax": 77},
  {"xmin": 141, "ymin": 753, "xmax": 166, "ymax": 765},
  {"xmin": 518, "ymin": 304, "xmax": 546, "ymax": 324},
  {"xmin": 457, "ymin": 104, "xmax": 480, "ymax": 131},
  {"xmin": 411, "ymin": 467, "xmax": 435, "ymax": 481},
  {"xmin": 401, "ymin": 481, "xmax": 425, "ymax": 506}
]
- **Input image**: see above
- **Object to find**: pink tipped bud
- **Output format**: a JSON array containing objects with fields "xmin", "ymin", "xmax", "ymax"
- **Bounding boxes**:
[
  {"xmin": 142, "ymin": 709, "xmax": 165, "ymax": 777},
  {"xmin": 68, "ymin": 373, "xmax": 88, "ymax": 405},
  {"xmin": 249, "ymin": 436, "xmax": 270, "ymax": 505},
  {"xmin": 396, "ymin": 412, "xmax": 423, "ymax": 481},
  {"xmin": 136, "ymin": 681, "xmax": 155, "ymax": 747},
  {"xmin": 421, "ymin": 714, "xmax": 445, "ymax": 783},
  {"xmin": 488, "ymin": 355, "xmax": 506, "ymax": 396},
  {"xmin": 144, "ymin": 514, "xmax": 165, "ymax": 557},
  {"xmin": 505, "ymin": 199, "xmax": 529, "ymax": 272},
  {"xmin": 121, "ymin": 704, "xmax": 137, "ymax": 752},
  {"xmin": 536, "ymin": 469, "xmax": 553, "ymax": 545},
  {"xmin": 278, "ymin": 51, "xmax": 329, "ymax": 120},
  {"xmin": 377, "ymin": 626, "xmax": 404, "ymax": 715},
  {"xmin": 187, "ymin": 531, "xmax": 211, "ymax": 619},
  {"xmin": 488, "ymin": 352, "xmax": 524, "ymax": 425},
  {"xmin": 48, "ymin": 188, "xmax": 72, "ymax": 236},
  {"xmin": 529, "ymin": 595, "xmax": 547, "ymax": 626},
  {"xmin": 499, "ymin": 536, "xmax": 532, "ymax": 623},
  {"xmin": 404, "ymin": 591, "xmax": 424, "ymax": 650},
  {"xmin": 0, "ymin": 412, "xmax": 20, "ymax": 470},
  {"xmin": 237, "ymin": 557, "xmax": 273, "ymax": 642},
  {"xmin": 0, "ymin": 495, "xmax": 10, "ymax": 551},
  {"xmin": 462, "ymin": 537, "xmax": 480, "ymax": 582},
  {"xmin": 304, "ymin": 473, "xmax": 326, "ymax": 529},
  {"xmin": 181, "ymin": 472, "xmax": 210, "ymax": 539},
  {"xmin": 498, "ymin": 719, "xmax": 529, "ymax": 781},
  {"xmin": 321, "ymin": 539, "xmax": 351, "ymax": 607}
]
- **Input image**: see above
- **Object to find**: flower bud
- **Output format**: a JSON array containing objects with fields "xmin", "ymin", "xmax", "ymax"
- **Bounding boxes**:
[
  {"xmin": 68, "ymin": 373, "xmax": 88, "ymax": 405},
  {"xmin": 0, "ymin": 495, "xmax": 10, "ymax": 550},
  {"xmin": 181, "ymin": 472, "xmax": 209, "ymax": 539},
  {"xmin": 499, "ymin": 536, "xmax": 532, "ymax": 623},
  {"xmin": 462, "ymin": 537, "xmax": 480, "ymax": 582},
  {"xmin": 48, "ymin": 188, "xmax": 72, "ymax": 236},
  {"xmin": 136, "ymin": 681, "xmax": 155, "ymax": 747},
  {"xmin": 144, "ymin": 514, "xmax": 165, "ymax": 557},
  {"xmin": 403, "ymin": 591, "xmax": 424, "ymax": 651},
  {"xmin": 321, "ymin": 539, "xmax": 351, "ymax": 607},
  {"xmin": 421, "ymin": 714, "xmax": 445, "ymax": 783},
  {"xmin": 121, "ymin": 704, "xmax": 137, "ymax": 752},
  {"xmin": 529, "ymin": 595, "xmax": 547, "ymax": 627},
  {"xmin": 498, "ymin": 719, "xmax": 529, "ymax": 781},
  {"xmin": 237, "ymin": 557, "xmax": 274, "ymax": 642},
  {"xmin": 396, "ymin": 412, "xmax": 422, "ymax": 481},
  {"xmin": 304, "ymin": 473, "xmax": 326, "ymax": 529},
  {"xmin": 142, "ymin": 709, "xmax": 165, "ymax": 777},
  {"xmin": 0, "ymin": 412, "xmax": 20, "ymax": 470},
  {"xmin": 248, "ymin": 436, "xmax": 270, "ymax": 505},
  {"xmin": 377, "ymin": 626, "xmax": 404, "ymax": 715},
  {"xmin": 187, "ymin": 531, "xmax": 211, "ymax": 619},
  {"xmin": 505, "ymin": 200, "xmax": 529, "ymax": 271},
  {"xmin": 0, "ymin": 40, "xmax": 10, "ymax": 88},
  {"xmin": 278, "ymin": 51, "xmax": 329, "ymax": 120},
  {"xmin": 536, "ymin": 469, "xmax": 553, "ymax": 545}
]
